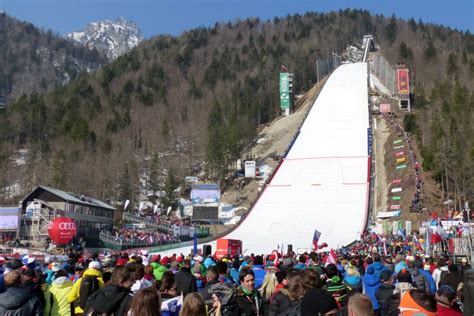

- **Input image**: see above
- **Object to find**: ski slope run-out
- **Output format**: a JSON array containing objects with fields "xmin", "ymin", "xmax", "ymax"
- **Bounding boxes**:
[{"xmin": 159, "ymin": 62, "xmax": 370, "ymax": 255}]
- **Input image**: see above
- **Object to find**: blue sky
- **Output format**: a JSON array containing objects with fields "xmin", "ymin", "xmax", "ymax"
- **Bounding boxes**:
[{"xmin": 1, "ymin": 0, "xmax": 473, "ymax": 38}]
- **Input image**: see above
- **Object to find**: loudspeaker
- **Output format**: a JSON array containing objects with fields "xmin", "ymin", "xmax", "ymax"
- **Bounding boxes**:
[
  {"xmin": 203, "ymin": 245, "xmax": 212, "ymax": 257},
  {"xmin": 464, "ymin": 269, "xmax": 474, "ymax": 315},
  {"xmin": 287, "ymin": 244, "xmax": 293, "ymax": 254}
]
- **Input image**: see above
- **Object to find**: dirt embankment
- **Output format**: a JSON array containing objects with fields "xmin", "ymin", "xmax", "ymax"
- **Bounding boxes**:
[{"xmin": 373, "ymin": 106, "xmax": 442, "ymax": 231}]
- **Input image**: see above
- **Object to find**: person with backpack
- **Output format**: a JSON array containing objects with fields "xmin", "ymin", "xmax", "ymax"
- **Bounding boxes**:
[
  {"xmin": 84, "ymin": 265, "xmax": 136, "ymax": 316},
  {"xmin": 67, "ymin": 260, "xmax": 104, "ymax": 315},
  {"xmin": 432, "ymin": 258, "xmax": 449, "ymax": 289}
]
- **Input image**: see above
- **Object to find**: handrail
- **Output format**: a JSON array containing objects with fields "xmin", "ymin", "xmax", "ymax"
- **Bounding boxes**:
[{"xmin": 122, "ymin": 212, "xmax": 174, "ymax": 233}]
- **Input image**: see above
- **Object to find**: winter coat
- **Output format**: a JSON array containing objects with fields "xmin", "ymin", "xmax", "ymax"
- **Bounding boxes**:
[
  {"xmin": 325, "ymin": 275, "xmax": 350, "ymax": 307},
  {"xmin": 175, "ymin": 267, "xmax": 197, "ymax": 297},
  {"xmin": 252, "ymin": 265, "xmax": 266, "ymax": 290},
  {"xmin": 236, "ymin": 286, "xmax": 264, "ymax": 316},
  {"xmin": 200, "ymin": 278, "xmax": 220, "ymax": 308},
  {"xmin": 362, "ymin": 272, "xmax": 380, "ymax": 310},
  {"xmin": 84, "ymin": 284, "xmax": 133, "ymax": 316},
  {"xmin": 293, "ymin": 263, "xmax": 306, "ymax": 270},
  {"xmin": 375, "ymin": 283, "xmax": 396, "ymax": 316},
  {"xmin": 67, "ymin": 268, "xmax": 104, "ymax": 314},
  {"xmin": 439, "ymin": 271, "xmax": 463, "ymax": 291},
  {"xmin": 44, "ymin": 276, "xmax": 73, "ymax": 316},
  {"xmin": 0, "ymin": 286, "xmax": 43, "ymax": 316},
  {"xmin": 432, "ymin": 266, "xmax": 448, "ymax": 288},
  {"xmin": 368, "ymin": 262, "xmax": 389, "ymax": 280},
  {"xmin": 268, "ymin": 288, "xmax": 292, "ymax": 316},
  {"xmin": 408, "ymin": 267, "xmax": 430, "ymax": 293},
  {"xmin": 419, "ymin": 269, "xmax": 436, "ymax": 295}
]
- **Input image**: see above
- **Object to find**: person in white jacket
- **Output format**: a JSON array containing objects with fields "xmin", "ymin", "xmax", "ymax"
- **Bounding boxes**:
[{"xmin": 431, "ymin": 258, "xmax": 448, "ymax": 289}]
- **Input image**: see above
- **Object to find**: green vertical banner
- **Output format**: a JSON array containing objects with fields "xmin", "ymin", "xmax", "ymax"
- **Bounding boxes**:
[{"xmin": 279, "ymin": 72, "xmax": 290, "ymax": 109}]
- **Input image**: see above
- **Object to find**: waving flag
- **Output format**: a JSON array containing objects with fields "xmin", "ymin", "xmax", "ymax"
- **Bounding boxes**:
[
  {"xmin": 312, "ymin": 229, "xmax": 321, "ymax": 250},
  {"xmin": 413, "ymin": 234, "xmax": 424, "ymax": 252},
  {"xmin": 430, "ymin": 225, "xmax": 446, "ymax": 244},
  {"xmin": 324, "ymin": 249, "xmax": 337, "ymax": 266}
]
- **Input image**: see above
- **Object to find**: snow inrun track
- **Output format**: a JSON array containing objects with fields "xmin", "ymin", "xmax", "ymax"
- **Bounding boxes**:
[{"xmin": 157, "ymin": 62, "xmax": 370, "ymax": 255}]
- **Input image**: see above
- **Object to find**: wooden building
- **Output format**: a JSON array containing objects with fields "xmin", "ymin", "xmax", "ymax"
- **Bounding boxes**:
[{"xmin": 20, "ymin": 185, "xmax": 116, "ymax": 244}]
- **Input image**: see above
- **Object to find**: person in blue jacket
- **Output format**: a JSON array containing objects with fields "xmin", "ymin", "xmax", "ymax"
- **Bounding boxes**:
[
  {"xmin": 251, "ymin": 255, "xmax": 266, "ymax": 289},
  {"xmin": 367, "ymin": 253, "xmax": 389, "ymax": 280},
  {"xmin": 362, "ymin": 265, "xmax": 380, "ymax": 313}
]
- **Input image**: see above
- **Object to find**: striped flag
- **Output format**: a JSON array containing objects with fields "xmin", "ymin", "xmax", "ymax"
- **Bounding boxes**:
[
  {"xmin": 413, "ymin": 234, "xmax": 424, "ymax": 252},
  {"xmin": 324, "ymin": 249, "xmax": 337, "ymax": 266},
  {"xmin": 313, "ymin": 229, "xmax": 321, "ymax": 250}
]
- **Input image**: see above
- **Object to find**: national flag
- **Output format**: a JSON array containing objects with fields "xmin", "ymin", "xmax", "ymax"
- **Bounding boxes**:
[
  {"xmin": 413, "ymin": 234, "xmax": 424, "ymax": 252},
  {"xmin": 398, "ymin": 229, "xmax": 406, "ymax": 240},
  {"xmin": 324, "ymin": 249, "xmax": 337, "ymax": 266},
  {"xmin": 430, "ymin": 225, "xmax": 446, "ymax": 244},
  {"xmin": 318, "ymin": 242, "xmax": 328, "ymax": 250},
  {"xmin": 161, "ymin": 295, "xmax": 183, "ymax": 316},
  {"xmin": 312, "ymin": 229, "xmax": 321, "ymax": 250}
]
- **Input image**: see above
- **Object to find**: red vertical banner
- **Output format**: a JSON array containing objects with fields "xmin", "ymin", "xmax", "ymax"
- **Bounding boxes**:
[{"xmin": 397, "ymin": 69, "xmax": 410, "ymax": 95}]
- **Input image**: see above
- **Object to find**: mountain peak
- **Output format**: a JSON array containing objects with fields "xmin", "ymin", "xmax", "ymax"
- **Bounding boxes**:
[{"xmin": 65, "ymin": 17, "xmax": 144, "ymax": 60}]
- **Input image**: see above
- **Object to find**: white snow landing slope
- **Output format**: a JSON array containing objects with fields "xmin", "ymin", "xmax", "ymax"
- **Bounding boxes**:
[{"xmin": 157, "ymin": 62, "xmax": 370, "ymax": 255}]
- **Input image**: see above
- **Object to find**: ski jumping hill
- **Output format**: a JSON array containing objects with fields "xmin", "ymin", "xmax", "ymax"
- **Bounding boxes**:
[{"xmin": 157, "ymin": 62, "xmax": 370, "ymax": 256}]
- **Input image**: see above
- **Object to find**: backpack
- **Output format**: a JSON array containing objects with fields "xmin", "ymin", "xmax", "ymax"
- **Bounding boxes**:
[{"xmin": 79, "ymin": 276, "xmax": 100, "ymax": 309}]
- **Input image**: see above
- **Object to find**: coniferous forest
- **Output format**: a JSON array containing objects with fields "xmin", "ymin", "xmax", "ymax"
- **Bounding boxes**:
[{"xmin": 0, "ymin": 9, "xmax": 473, "ymax": 208}]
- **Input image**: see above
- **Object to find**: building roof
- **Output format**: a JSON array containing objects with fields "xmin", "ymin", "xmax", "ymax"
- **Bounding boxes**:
[
  {"xmin": 33, "ymin": 185, "xmax": 116, "ymax": 211},
  {"xmin": 192, "ymin": 183, "xmax": 220, "ymax": 190}
]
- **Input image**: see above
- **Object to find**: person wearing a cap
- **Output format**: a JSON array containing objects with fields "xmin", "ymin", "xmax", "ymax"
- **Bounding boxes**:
[
  {"xmin": 0, "ymin": 270, "xmax": 43, "ymax": 315},
  {"xmin": 67, "ymin": 260, "xmax": 104, "ymax": 315},
  {"xmin": 415, "ymin": 259, "xmax": 436, "ymax": 295},
  {"xmin": 362, "ymin": 265, "xmax": 380, "ymax": 313},
  {"xmin": 459, "ymin": 258, "xmax": 471, "ymax": 276},
  {"xmin": 394, "ymin": 269, "xmax": 416, "ymax": 297},
  {"xmin": 435, "ymin": 285, "xmax": 462, "ymax": 315}
]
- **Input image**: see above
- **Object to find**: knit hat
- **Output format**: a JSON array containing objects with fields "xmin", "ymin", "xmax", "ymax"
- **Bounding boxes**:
[
  {"xmin": 301, "ymin": 288, "xmax": 338, "ymax": 315},
  {"xmin": 160, "ymin": 256, "xmax": 170, "ymax": 266},
  {"xmin": 88, "ymin": 261, "xmax": 101, "ymax": 270}
]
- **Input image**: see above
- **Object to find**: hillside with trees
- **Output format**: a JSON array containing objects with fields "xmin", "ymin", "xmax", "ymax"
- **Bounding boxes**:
[
  {"xmin": 0, "ymin": 13, "xmax": 107, "ymax": 103},
  {"xmin": 0, "ymin": 9, "xmax": 472, "ymax": 210}
]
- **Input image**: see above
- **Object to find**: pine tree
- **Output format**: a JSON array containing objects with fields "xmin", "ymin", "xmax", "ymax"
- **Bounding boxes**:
[
  {"xmin": 148, "ymin": 152, "xmax": 160, "ymax": 195},
  {"xmin": 50, "ymin": 150, "xmax": 68, "ymax": 188},
  {"xmin": 118, "ymin": 162, "xmax": 132, "ymax": 203},
  {"xmin": 162, "ymin": 168, "xmax": 179, "ymax": 211}
]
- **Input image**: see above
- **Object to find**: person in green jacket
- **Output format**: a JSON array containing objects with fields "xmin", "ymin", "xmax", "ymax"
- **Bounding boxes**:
[{"xmin": 44, "ymin": 270, "xmax": 73, "ymax": 316}]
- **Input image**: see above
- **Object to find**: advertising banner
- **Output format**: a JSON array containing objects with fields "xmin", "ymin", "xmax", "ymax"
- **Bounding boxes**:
[
  {"xmin": 244, "ymin": 161, "xmax": 256, "ymax": 178},
  {"xmin": 397, "ymin": 69, "xmax": 410, "ymax": 95},
  {"xmin": 279, "ymin": 72, "xmax": 290, "ymax": 109}
]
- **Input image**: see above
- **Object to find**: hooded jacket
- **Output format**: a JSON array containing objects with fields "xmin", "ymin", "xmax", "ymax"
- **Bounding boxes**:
[
  {"xmin": 418, "ymin": 269, "xmax": 436, "ymax": 294},
  {"xmin": 407, "ymin": 267, "xmax": 429, "ymax": 293},
  {"xmin": 368, "ymin": 262, "xmax": 389, "ymax": 279},
  {"xmin": 362, "ymin": 268, "xmax": 380, "ymax": 310},
  {"xmin": 84, "ymin": 284, "xmax": 133, "ymax": 316},
  {"xmin": 45, "ymin": 276, "xmax": 73, "ymax": 316},
  {"xmin": 0, "ymin": 286, "xmax": 43, "ymax": 316},
  {"xmin": 67, "ymin": 268, "xmax": 104, "ymax": 314}
]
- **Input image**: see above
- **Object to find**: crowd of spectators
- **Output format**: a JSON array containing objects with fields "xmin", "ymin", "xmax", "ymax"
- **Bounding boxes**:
[{"xmin": 0, "ymin": 226, "xmax": 470, "ymax": 315}]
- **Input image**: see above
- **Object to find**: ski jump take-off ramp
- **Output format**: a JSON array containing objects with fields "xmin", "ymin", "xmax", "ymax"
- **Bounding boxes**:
[{"xmin": 158, "ymin": 62, "xmax": 370, "ymax": 256}]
